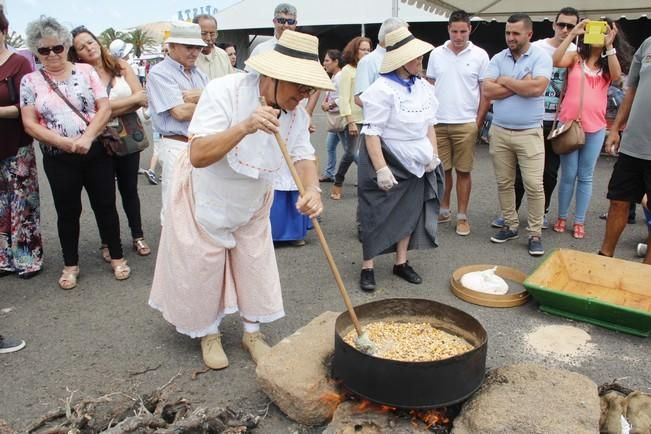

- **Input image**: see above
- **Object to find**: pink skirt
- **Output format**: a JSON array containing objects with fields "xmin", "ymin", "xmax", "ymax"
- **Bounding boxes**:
[{"xmin": 149, "ymin": 151, "xmax": 284, "ymax": 338}]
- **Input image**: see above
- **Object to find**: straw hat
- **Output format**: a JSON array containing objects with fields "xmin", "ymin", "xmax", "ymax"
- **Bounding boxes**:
[
  {"xmin": 380, "ymin": 27, "xmax": 433, "ymax": 74},
  {"xmin": 165, "ymin": 23, "xmax": 206, "ymax": 47},
  {"xmin": 245, "ymin": 30, "xmax": 334, "ymax": 91}
]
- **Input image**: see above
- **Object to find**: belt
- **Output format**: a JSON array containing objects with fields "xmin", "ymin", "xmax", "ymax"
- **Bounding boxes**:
[{"xmin": 162, "ymin": 134, "xmax": 189, "ymax": 142}]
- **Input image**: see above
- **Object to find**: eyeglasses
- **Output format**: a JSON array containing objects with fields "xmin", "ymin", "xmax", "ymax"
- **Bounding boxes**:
[
  {"xmin": 555, "ymin": 22, "xmax": 576, "ymax": 30},
  {"xmin": 274, "ymin": 17, "xmax": 297, "ymax": 25},
  {"xmin": 297, "ymin": 84, "xmax": 317, "ymax": 96},
  {"xmin": 37, "ymin": 45, "xmax": 65, "ymax": 56}
]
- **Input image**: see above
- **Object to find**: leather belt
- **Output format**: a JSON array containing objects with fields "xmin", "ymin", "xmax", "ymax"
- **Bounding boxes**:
[{"xmin": 162, "ymin": 134, "xmax": 189, "ymax": 142}]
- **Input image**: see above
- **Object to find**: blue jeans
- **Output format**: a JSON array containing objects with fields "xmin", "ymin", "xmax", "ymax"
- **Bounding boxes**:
[
  {"xmin": 557, "ymin": 128, "xmax": 606, "ymax": 224},
  {"xmin": 323, "ymin": 131, "xmax": 344, "ymax": 179},
  {"xmin": 334, "ymin": 127, "xmax": 359, "ymax": 187}
]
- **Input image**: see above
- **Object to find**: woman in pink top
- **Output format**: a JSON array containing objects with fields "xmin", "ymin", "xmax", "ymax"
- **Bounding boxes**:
[{"xmin": 551, "ymin": 18, "xmax": 631, "ymax": 239}]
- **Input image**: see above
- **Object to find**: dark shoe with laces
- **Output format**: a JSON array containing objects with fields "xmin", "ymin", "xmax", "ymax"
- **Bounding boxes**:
[
  {"xmin": 360, "ymin": 268, "xmax": 376, "ymax": 292},
  {"xmin": 528, "ymin": 236, "xmax": 545, "ymax": 257},
  {"xmin": 392, "ymin": 262, "xmax": 422, "ymax": 284},
  {"xmin": 490, "ymin": 228, "xmax": 519, "ymax": 243},
  {"xmin": 0, "ymin": 335, "xmax": 26, "ymax": 354}
]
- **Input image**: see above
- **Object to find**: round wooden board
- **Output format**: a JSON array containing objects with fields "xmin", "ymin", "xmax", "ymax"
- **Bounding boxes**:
[{"xmin": 450, "ymin": 264, "xmax": 530, "ymax": 308}]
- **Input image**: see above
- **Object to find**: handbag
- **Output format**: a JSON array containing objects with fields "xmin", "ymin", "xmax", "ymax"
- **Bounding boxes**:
[
  {"xmin": 324, "ymin": 92, "xmax": 346, "ymax": 132},
  {"xmin": 105, "ymin": 79, "xmax": 151, "ymax": 156},
  {"xmin": 548, "ymin": 61, "xmax": 586, "ymax": 155}
]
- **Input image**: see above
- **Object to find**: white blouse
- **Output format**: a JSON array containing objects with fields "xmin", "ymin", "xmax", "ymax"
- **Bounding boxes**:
[
  {"xmin": 360, "ymin": 76, "xmax": 438, "ymax": 177},
  {"xmin": 188, "ymin": 73, "xmax": 315, "ymax": 246}
]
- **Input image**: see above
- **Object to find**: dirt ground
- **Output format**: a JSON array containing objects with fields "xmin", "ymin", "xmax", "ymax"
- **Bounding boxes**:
[{"xmin": 1, "ymin": 112, "xmax": 650, "ymax": 432}]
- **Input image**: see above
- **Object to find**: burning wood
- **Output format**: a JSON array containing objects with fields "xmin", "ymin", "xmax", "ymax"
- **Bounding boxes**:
[{"xmin": 342, "ymin": 321, "xmax": 473, "ymax": 362}]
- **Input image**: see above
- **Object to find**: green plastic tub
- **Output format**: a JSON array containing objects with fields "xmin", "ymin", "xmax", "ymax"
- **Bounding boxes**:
[{"xmin": 523, "ymin": 249, "xmax": 651, "ymax": 337}]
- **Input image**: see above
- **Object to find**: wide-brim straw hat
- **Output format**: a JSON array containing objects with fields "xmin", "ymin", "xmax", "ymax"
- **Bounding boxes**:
[
  {"xmin": 245, "ymin": 30, "xmax": 334, "ymax": 91},
  {"xmin": 380, "ymin": 27, "xmax": 434, "ymax": 74},
  {"xmin": 165, "ymin": 23, "xmax": 206, "ymax": 47}
]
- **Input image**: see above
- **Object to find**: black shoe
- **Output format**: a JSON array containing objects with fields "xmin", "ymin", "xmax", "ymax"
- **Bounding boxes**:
[
  {"xmin": 360, "ymin": 268, "xmax": 376, "ymax": 292},
  {"xmin": 392, "ymin": 262, "xmax": 422, "ymax": 284},
  {"xmin": 18, "ymin": 269, "xmax": 42, "ymax": 279}
]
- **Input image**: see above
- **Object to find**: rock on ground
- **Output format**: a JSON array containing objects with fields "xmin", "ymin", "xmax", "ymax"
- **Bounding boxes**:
[
  {"xmin": 451, "ymin": 363, "xmax": 600, "ymax": 434},
  {"xmin": 256, "ymin": 311, "xmax": 340, "ymax": 425}
]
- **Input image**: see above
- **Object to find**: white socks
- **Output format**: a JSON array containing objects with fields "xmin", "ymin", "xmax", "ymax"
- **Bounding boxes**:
[{"xmin": 242, "ymin": 321, "xmax": 260, "ymax": 333}]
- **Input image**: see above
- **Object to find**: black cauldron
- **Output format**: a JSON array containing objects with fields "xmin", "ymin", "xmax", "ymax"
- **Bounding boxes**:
[{"xmin": 332, "ymin": 298, "xmax": 487, "ymax": 409}]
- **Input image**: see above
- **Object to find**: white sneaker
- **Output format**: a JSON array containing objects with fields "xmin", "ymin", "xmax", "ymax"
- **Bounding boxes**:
[{"xmin": 636, "ymin": 243, "xmax": 647, "ymax": 258}]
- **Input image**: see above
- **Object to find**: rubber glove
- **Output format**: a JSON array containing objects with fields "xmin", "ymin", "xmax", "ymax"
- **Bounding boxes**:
[{"xmin": 376, "ymin": 166, "xmax": 398, "ymax": 191}]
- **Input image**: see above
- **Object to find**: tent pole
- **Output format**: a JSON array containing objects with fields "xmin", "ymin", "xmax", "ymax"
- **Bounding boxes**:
[
  {"xmin": 361, "ymin": 23, "xmax": 365, "ymax": 37},
  {"xmin": 392, "ymin": 0, "xmax": 399, "ymax": 17}
]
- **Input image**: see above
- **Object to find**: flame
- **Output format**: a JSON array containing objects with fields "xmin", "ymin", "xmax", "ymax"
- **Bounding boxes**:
[
  {"xmin": 320, "ymin": 391, "xmax": 345, "ymax": 412},
  {"xmin": 410, "ymin": 409, "xmax": 450, "ymax": 428}
]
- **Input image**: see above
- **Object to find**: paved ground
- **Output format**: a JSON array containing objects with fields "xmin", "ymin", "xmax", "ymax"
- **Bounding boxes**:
[{"xmin": 1, "ymin": 111, "xmax": 650, "ymax": 432}]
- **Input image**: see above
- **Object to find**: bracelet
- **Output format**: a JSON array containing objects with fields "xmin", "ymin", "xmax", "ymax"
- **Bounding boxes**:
[{"xmin": 602, "ymin": 48, "xmax": 617, "ymax": 57}]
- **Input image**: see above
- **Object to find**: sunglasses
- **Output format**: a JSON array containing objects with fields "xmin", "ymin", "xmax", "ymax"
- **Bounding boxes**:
[
  {"xmin": 37, "ymin": 45, "xmax": 65, "ymax": 56},
  {"xmin": 71, "ymin": 25, "xmax": 89, "ymax": 37},
  {"xmin": 275, "ymin": 17, "xmax": 297, "ymax": 25},
  {"xmin": 297, "ymin": 84, "xmax": 317, "ymax": 96},
  {"xmin": 556, "ymin": 22, "xmax": 576, "ymax": 30}
]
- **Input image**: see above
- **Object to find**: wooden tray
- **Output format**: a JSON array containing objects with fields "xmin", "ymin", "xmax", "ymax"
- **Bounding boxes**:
[
  {"xmin": 451, "ymin": 264, "xmax": 529, "ymax": 308},
  {"xmin": 524, "ymin": 249, "xmax": 651, "ymax": 337}
]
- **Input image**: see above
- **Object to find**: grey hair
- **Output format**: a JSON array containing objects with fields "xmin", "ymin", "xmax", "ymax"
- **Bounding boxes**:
[
  {"xmin": 378, "ymin": 17, "xmax": 408, "ymax": 45},
  {"xmin": 25, "ymin": 16, "xmax": 72, "ymax": 54},
  {"xmin": 274, "ymin": 3, "xmax": 297, "ymax": 18},
  {"xmin": 192, "ymin": 14, "xmax": 217, "ymax": 26}
]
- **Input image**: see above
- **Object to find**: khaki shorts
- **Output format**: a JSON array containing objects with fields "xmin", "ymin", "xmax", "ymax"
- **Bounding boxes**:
[{"xmin": 435, "ymin": 122, "xmax": 478, "ymax": 172}]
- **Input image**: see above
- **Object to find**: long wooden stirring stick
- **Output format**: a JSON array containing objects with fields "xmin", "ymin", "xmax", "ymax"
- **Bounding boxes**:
[{"xmin": 259, "ymin": 97, "xmax": 367, "ymax": 342}]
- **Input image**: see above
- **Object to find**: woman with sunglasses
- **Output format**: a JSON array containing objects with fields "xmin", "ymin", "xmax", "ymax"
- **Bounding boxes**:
[
  {"xmin": 20, "ymin": 16, "xmax": 129, "ymax": 289},
  {"xmin": 329, "ymin": 36, "xmax": 372, "ymax": 200},
  {"xmin": 551, "ymin": 18, "xmax": 633, "ymax": 239},
  {"xmin": 69, "ymin": 26, "xmax": 151, "ymax": 260},
  {"xmin": 0, "ymin": 6, "xmax": 43, "ymax": 279}
]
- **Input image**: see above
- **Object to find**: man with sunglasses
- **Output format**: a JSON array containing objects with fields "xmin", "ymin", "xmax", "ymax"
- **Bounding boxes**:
[
  {"xmin": 247, "ymin": 3, "xmax": 298, "ymax": 62},
  {"xmin": 146, "ymin": 23, "xmax": 208, "ymax": 224},
  {"xmin": 192, "ymin": 14, "xmax": 233, "ymax": 80},
  {"xmin": 493, "ymin": 7, "xmax": 579, "ymax": 229}
]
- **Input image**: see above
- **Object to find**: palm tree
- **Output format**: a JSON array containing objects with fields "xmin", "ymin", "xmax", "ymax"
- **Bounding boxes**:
[
  {"xmin": 99, "ymin": 28, "xmax": 127, "ymax": 47},
  {"xmin": 125, "ymin": 29, "xmax": 155, "ymax": 58},
  {"xmin": 6, "ymin": 31, "xmax": 25, "ymax": 48}
]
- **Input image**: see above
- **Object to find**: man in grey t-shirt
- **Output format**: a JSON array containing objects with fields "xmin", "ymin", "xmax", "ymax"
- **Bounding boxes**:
[{"xmin": 600, "ymin": 36, "xmax": 651, "ymax": 264}]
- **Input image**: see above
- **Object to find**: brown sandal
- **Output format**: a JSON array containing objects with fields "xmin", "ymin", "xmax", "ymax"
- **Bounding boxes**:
[
  {"xmin": 99, "ymin": 245, "xmax": 111, "ymax": 263},
  {"xmin": 133, "ymin": 238, "xmax": 151, "ymax": 256},
  {"xmin": 112, "ymin": 259, "xmax": 131, "ymax": 281},
  {"xmin": 330, "ymin": 185, "xmax": 342, "ymax": 200},
  {"xmin": 58, "ymin": 266, "xmax": 79, "ymax": 290}
]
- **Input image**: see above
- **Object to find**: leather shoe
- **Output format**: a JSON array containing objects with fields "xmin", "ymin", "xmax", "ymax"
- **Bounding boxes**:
[
  {"xmin": 360, "ymin": 268, "xmax": 376, "ymax": 292},
  {"xmin": 393, "ymin": 262, "xmax": 422, "ymax": 284},
  {"xmin": 201, "ymin": 333, "xmax": 229, "ymax": 369}
]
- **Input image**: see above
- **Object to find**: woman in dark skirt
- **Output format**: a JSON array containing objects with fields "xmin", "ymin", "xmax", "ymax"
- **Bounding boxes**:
[{"xmin": 358, "ymin": 28, "xmax": 444, "ymax": 292}]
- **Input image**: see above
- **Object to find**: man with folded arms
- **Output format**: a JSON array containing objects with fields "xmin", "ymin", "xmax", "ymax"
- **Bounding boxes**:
[
  {"xmin": 147, "ymin": 23, "xmax": 208, "ymax": 223},
  {"xmin": 481, "ymin": 14, "xmax": 552, "ymax": 257}
]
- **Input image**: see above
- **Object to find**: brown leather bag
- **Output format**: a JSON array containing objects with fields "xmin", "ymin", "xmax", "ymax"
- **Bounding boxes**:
[{"xmin": 548, "ymin": 61, "xmax": 586, "ymax": 155}]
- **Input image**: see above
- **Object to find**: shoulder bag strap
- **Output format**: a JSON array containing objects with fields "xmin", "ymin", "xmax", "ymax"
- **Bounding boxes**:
[
  {"xmin": 577, "ymin": 61, "xmax": 585, "ymax": 123},
  {"xmin": 550, "ymin": 71, "xmax": 567, "ymax": 131},
  {"xmin": 39, "ymin": 68, "xmax": 90, "ymax": 126}
]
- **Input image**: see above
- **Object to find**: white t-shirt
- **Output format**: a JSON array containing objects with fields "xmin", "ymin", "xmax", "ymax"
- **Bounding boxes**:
[
  {"xmin": 426, "ymin": 41, "xmax": 489, "ymax": 123},
  {"xmin": 245, "ymin": 37, "xmax": 278, "ymax": 73},
  {"xmin": 360, "ymin": 76, "xmax": 438, "ymax": 178},
  {"xmin": 532, "ymin": 38, "xmax": 576, "ymax": 122}
]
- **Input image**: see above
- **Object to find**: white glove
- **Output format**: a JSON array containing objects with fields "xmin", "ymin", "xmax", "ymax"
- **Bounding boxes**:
[
  {"xmin": 425, "ymin": 156, "xmax": 441, "ymax": 173},
  {"xmin": 376, "ymin": 166, "xmax": 398, "ymax": 191}
]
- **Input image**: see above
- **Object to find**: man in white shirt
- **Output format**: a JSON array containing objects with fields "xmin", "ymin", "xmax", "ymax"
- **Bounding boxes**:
[
  {"xmin": 247, "ymin": 3, "xmax": 297, "ymax": 60},
  {"xmin": 193, "ymin": 14, "xmax": 233, "ymax": 80},
  {"xmin": 426, "ymin": 10, "xmax": 490, "ymax": 236},
  {"xmin": 493, "ymin": 7, "xmax": 579, "ymax": 229}
]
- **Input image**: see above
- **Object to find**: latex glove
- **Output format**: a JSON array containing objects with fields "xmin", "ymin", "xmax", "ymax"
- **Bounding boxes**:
[
  {"xmin": 376, "ymin": 166, "xmax": 398, "ymax": 191},
  {"xmin": 426, "ymin": 156, "xmax": 441, "ymax": 173}
]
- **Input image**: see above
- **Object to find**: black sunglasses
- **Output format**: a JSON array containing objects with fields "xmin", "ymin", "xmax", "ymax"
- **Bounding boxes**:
[
  {"xmin": 275, "ymin": 17, "xmax": 297, "ymax": 25},
  {"xmin": 37, "ymin": 45, "xmax": 65, "ymax": 55},
  {"xmin": 297, "ymin": 84, "xmax": 317, "ymax": 96},
  {"xmin": 556, "ymin": 22, "xmax": 576, "ymax": 30}
]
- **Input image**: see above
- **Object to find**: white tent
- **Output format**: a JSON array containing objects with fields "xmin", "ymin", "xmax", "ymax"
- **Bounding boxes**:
[
  {"xmin": 215, "ymin": 0, "xmax": 449, "ymax": 31},
  {"xmin": 402, "ymin": 0, "xmax": 651, "ymax": 21}
]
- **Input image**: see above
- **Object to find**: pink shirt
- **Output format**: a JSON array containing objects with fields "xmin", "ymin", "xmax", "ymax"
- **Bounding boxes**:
[{"xmin": 559, "ymin": 61, "xmax": 610, "ymax": 133}]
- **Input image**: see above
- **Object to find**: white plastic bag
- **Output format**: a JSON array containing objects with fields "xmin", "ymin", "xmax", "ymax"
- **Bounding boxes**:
[{"xmin": 460, "ymin": 267, "xmax": 509, "ymax": 295}]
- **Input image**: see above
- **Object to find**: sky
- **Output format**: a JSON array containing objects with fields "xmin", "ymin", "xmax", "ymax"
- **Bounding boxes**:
[{"xmin": 5, "ymin": 0, "xmax": 241, "ymax": 37}]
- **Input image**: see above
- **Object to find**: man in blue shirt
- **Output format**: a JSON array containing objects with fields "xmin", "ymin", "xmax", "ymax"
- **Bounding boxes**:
[{"xmin": 481, "ymin": 13, "xmax": 552, "ymax": 256}]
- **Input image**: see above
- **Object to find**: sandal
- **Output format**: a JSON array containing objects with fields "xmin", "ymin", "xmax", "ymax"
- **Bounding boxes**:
[
  {"xmin": 58, "ymin": 266, "xmax": 79, "ymax": 290},
  {"xmin": 330, "ymin": 185, "xmax": 342, "ymax": 200},
  {"xmin": 111, "ymin": 259, "xmax": 131, "ymax": 281},
  {"xmin": 573, "ymin": 223, "xmax": 585, "ymax": 239},
  {"xmin": 99, "ymin": 244, "xmax": 111, "ymax": 263},
  {"xmin": 553, "ymin": 218, "xmax": 567, "ymax": 233},
  {"xmin": 133, "ymin": 238, "xmax": 151, "ymax": 256}
]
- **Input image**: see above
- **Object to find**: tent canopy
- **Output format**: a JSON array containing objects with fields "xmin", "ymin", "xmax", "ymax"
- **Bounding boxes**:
[{"xmin": 402, "ymin": 0, "xmax": 651, "ymax": 20}]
